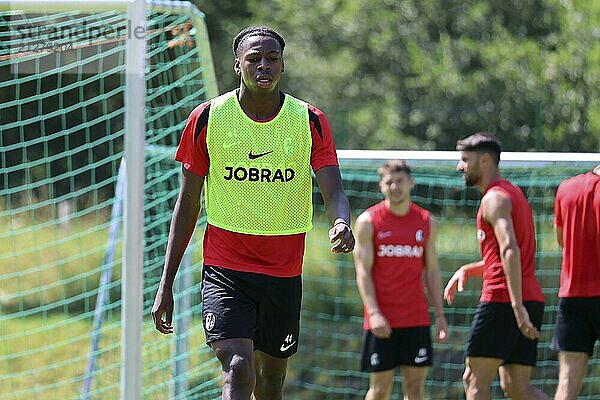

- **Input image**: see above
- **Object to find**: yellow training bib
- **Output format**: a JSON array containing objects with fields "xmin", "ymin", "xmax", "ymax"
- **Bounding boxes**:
[{"xmin": 205, "ymin": 90, "xmax": 313, "ymax": 235}]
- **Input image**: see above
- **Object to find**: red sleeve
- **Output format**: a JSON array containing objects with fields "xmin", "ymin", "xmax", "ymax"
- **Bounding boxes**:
[
  {"xmin": 174, "ymin": 102, "xmax": 210, "ymax": 176},
  {"xmin": 308, "ymin": 104, "xmax": 339, "ymax": 172}
]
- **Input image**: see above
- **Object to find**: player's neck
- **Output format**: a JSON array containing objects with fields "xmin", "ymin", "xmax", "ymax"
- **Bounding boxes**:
[
  {"xmin": 385, "ymin": 199, "xmax": 411, "ymax": 216},
  {"xmin": 476, "ymin": 170, "xmax": 501, "ymax": 192},
  {"xmin": 237, "ymin": 87, "xmax": 282, "ymax": 120}
]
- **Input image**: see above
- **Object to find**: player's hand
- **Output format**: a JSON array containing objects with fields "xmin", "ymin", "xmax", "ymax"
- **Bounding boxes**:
[
  {"xmin": 369, "ymin": 312, "xmax": 391, "ymax": 339},
  {"xmin": 443, "ymin": 266, "xmax": 468, "ymax": 305},
  {"xmin": 151, "ymin": 286, "xmax": 174, "ymax": 334},
  {"xmin": 329, "ymin": 220, "xmax": 355, "ymax": 253},
  {"xmin": 513, "ymin": 303, "xmax": 540, "ymax": 340},
  {"xmin": 435, "ymin": 315, "xmax": 449, "ymax": 343}
]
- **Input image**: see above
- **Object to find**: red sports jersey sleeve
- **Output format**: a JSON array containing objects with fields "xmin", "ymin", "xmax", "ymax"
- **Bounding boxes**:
[
  {"xmin": 174, "ymin": 102, "xmax": 210, "ymax": 177},
  {"xmin": 555, "ymin": 172, "xmax": 600, "ymax": 297},
  {"xmin": 307, "ymin": 104, "xmax": 339, "ymax": 171},
  {"xmin": 173, "ymin": 95, "xmax": 339, "ymax": 277}
]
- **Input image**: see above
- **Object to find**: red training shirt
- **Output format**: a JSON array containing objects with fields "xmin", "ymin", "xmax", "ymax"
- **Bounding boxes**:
[
  {"xmin": 364, "ymin": 201, "xmax": 432, "ymax": 329},
  {"xmin": 477, "ymin": 178, "xmax": 544, "ymax": 303},
  {"xmin": 174, "ymin": 93, "xmax": 339, "ymax": 277},
  {"xmin": 554, "ymin": 172, "xmax": 600, "ymax": 297}
]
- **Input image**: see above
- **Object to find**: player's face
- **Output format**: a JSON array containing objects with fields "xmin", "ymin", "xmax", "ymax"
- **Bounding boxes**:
[
  {"xmin": 380, "ymin": 171, "xmax": 414, "ymax": 204},
  {"xmin": 234, "ymin": 35, "xmax": 283, "ymax": 94},
  {"xmin": 457, "ymin": 151, "xmax": 481, "ymax": 186}
]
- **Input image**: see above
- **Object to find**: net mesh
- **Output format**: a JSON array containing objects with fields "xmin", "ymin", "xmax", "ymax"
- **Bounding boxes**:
[
  {"xmin": 0, "ymin": 2, "xmax": 218, "ymax": 399},
  {"xmin": 293, "ymin": 158, "xmax": 600, "ymax": 399}
]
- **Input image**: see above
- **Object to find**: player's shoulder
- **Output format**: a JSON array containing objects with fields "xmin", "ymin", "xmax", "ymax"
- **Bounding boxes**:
[
  {"xmin": 188, "ymin": 100, "xmax": 211, "ymax": 120},
  {"xmin": 356, "ymin": 210, "xmax": 373, "ymax": 224},
  {"xmin": 359, "ymin": 202, "xmax": 391, "ymax": 228},
  {"xmin": 357, "ymin": 203, "xmax": 383, "ymax": 225},
  {"xmin": 485, "ymin": 179, "xmax": 516, "ymax": 200},
  {"xmin": 284, "ymin": 93, "xmax": 327, "ymax": 120},
  {"xmin": 410, "ymin": 202, "xmax": 431, "ymax": 217},
  {"xmin": 481, "ymin": 187, "xmax": 512, "ymax": 214},
  {"xmin": 354, "ymin": 210, "xmax": 374, "ymax": 237},
  {"xmin": 558, "ymin": 172, "xmax": 589, "ymax": 190},
  {"xmin": 305, "ymin": 102, "xmax": 326, "ymax": 117},
  {"xmin": 305, "ymin": 104, "xmax": 330, "ymax": 140}
]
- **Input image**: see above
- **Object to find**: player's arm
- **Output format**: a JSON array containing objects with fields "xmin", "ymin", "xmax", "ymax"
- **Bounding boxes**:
[
  {"xmin": 554, "ymin": 190, "xmax": 564, "ymax": 247},
  {"xmin": 444, "ymin": 260, "xmax": 484, "ymax": 304},
  {"xmin": 554, "ymin": 224, "xmax": 563, "ymax": 247},
  {"xmin": 352, "ymin": 212, "xmax": 391, "ymax": 338},
  {"xmin": 483, "ymin": 190, "xmax": 539, "ymax": 340},
  {"xmin": 315, "ymin": 166, "xmax": 355, "ymax": 253},
  {"xmin": 423, "ymin": 217, "xmax": 448, "ymax": 343},
  {"xmin": 151, "ymin": 167, "xmax": 204, "ymax": 334}
]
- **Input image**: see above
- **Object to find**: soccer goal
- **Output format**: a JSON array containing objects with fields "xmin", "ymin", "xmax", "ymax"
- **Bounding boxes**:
[{"xmin": 0, "ymin": 1, "xmax": 217, "ymax": 399}]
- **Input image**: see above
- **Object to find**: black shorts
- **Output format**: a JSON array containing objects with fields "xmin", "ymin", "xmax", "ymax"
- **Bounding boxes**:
[
  {"xmin": 552, "ymin": 297, "xmax": 600, "ymax": 356},
  {"xmin": 360, "ymin": 326, "xmax": 433, "ymax": 372},
  {"xmin": 466, "ymin": 301, "xmax": 544, "ymax": 366},
  {"xmin": 201, "ymin": 265, "xmax": 302, "ymax": 359}
]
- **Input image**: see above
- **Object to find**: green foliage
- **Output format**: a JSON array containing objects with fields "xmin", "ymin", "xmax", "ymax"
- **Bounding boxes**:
[{"xmin": 194, "ymin": 0, "xmax": 600, "ymax": 151}]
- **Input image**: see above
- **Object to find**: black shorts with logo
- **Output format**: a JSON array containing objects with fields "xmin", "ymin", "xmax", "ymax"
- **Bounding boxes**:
[
  {"xmin": 466, "ymin": 301, "xmax": 544, "ymax": 366},
  {"xmin": 201, "ymin": 265, "xmax": 302, "ymax": 359},
  {"xmin": 360, "ymin": 326, "xmax": 433, "ymax": 372},
  {"xmin": 552, "ymin": 297, "xmax": 600, "ymax": 356}
]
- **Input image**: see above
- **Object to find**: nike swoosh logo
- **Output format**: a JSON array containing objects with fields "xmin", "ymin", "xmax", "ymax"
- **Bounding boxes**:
[
  {"xmin": 280, "ymin": 341, "xmax": 296, "ymax": 352},
  {"xmin": 248, "ymin": 150, "xmax": 273, "ymax": 160},
  {"xmin": 222, "ymin": 141, "xmax": 243, "ymax": 149},
  {"xmin": 414, "ymin": 356, "xmax": 429, "ymax": 363}
]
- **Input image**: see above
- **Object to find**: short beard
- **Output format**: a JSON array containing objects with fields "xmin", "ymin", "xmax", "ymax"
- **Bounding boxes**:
[{"xmin": 464, "ymin": 174, "xmax": 478, "ymax": 187}]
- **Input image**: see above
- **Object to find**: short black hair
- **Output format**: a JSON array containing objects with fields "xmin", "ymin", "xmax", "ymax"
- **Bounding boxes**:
[
  {"xmin": 232, "ymin": 26, "xmax": 285, "ymax": 56},
  {"xmin": 378, "ymin": 160, "xmax": 412, "ymax": 178},
  {"xmin": 456, "ymin": 132, "xmax": 501, "ymax": 165}
]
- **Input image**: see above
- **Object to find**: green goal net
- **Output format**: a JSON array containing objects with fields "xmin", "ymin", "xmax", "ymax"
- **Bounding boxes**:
[
  {"xmin": 0, "ymin": 1, "xmax": 218, "ymax": 399},
  {"xmin": 2, "ymin": 2, "xmax": 600, "ymax": 399},
  {"xmin": 294, "ymin": 154, "xmax": 600, "ymax": 399}
]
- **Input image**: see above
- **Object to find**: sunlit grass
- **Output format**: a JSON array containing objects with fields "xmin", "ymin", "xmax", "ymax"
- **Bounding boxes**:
[
  {"xmin": 0, "ymin": 314, "xmax": 219, "ymax": 400},
  {"xmin": 0, "ymin": 208, "xmax": 566, "ymax": 399}
]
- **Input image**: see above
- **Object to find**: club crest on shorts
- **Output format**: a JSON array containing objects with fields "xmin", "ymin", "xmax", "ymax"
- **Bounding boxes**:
[
  {"xmin": 477, "ymin": 229, "xmax": 486, "ymax": 242},
  {"xmin": 204, "ymin": 312, "xmax": 216, "ymax": 332},
  {"xmin": 370, "ymin": 352, "xmax": 380, "ymax": 367}
]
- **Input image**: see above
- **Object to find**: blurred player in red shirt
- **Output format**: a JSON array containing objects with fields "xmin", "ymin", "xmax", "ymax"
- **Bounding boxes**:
[
  {"xmin": 354, "ymin": 160, "xmax": 448, "ymax": 400},
  {"xmin": 444, "ymin": 133, "xmax": 548, "ymax": 400},
  {"xmin": 552, "ymin": 164, "xmax": 600, "ymax": 400}
]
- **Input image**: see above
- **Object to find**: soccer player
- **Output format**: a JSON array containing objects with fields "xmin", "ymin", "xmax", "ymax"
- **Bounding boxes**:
[
  {"xmin": 552, "ymin": 164, "xmax": 600, "ymax": 400},
  {"xmin": 151, "ymin": 26, "xmax": 355, "ymax": 400},
  {"xmin": 444, "ymin": 133, "xmax": 548, "ymax": 400},
  {"xmin": 353, "ymin": 160, "xmax": 448, "ymax": 400}
]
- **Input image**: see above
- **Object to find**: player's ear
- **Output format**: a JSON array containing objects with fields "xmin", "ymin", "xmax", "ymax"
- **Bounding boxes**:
[
  {"xmin": 281, "ymin": 59, "xmax": 285, "ymax": 74},
  {"xmin": 234, "ymin": 58, "xmax": 241, "ymax": 75}
]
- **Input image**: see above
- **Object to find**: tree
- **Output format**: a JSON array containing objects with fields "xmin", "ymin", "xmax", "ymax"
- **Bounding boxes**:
[{"xmin": 195, "ymin": 0, "xmax": 599, "ymax": 151}]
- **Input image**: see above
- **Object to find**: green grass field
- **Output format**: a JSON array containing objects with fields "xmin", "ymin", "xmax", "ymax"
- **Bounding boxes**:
[{"xmin": 0, "ymin": 209, "xmax": 571, "ymax": 399}]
